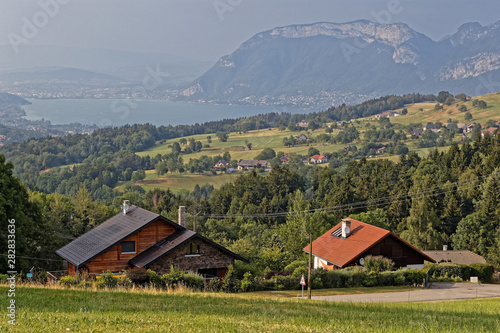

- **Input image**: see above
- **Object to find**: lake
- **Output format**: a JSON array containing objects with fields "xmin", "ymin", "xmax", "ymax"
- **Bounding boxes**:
[{"xmin": 23, "ymin": 99, "xmax": 303, "ymax": 127}]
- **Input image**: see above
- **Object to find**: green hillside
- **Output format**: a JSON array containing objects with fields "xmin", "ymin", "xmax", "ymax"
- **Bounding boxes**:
[{"xmin": 134, "ymin": 92, "xmax": 500, "ymax": 192}]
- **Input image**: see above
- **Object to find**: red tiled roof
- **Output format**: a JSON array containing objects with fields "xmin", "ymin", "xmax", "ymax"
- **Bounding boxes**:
[
  {"xmin": 303, "ymin": 218, "xmax": 433, "ymax": 267},
  {"xmin": 310, "ymin": 154, "xmax": 325, "ymax": 160}
]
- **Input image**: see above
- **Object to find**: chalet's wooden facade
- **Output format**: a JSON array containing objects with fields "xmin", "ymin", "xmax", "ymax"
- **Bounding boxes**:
[
  {"xmin": 67, "ymin": 219, "xmax": 176, "ymax": 275},
  {"xmin": 57, "ymin": 204, "xmax": 247, "ymax": 278}
]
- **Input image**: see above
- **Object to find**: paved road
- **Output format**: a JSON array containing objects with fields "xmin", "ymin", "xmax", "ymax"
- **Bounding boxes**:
[{"xmin": 310, "ymin": 283, "xmax": 500, "ymax": 303}]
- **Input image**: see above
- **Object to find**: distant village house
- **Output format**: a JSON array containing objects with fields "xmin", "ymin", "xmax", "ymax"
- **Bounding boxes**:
[
  {"xmin": 237, "ymin": 159, "xmax": 270, "ymax": 171},
  {"xmin": 309, "ymin": 154, "xmax": 329, "ymax": 164}
]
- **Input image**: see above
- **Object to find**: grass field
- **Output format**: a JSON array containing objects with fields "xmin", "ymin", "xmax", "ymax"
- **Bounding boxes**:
[
  {"xmin": 118, "ymin": 170, "xmax": 242, "ymax": 192},
  {"xmin": 1, "ymin": 286, "xmax": 499, "ymax": 332},
  {"xmin": 137, "ymin": 127, "xmax": 348, "ymax": 162},
  {"xmin": 384, "ymin": 92, "xmax": 500, "ymax": 127}
]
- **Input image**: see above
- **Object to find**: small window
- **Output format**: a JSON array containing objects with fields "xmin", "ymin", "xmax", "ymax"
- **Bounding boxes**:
[
  {"xmin": 185, "ymin": 242, "xmax": 200, "ymax": 255},
  {"xmin": 121, "ymin": 241, "xmax": 136, "ymax": 254}
]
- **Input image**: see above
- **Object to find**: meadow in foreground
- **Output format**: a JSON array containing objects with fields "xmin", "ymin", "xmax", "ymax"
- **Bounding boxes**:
[{"xmin": 1, "ymin": 286, "xmax": 499, "ymax": 332}]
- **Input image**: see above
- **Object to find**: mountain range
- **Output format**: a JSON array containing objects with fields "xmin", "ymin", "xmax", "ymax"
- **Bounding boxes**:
[{"xmin": 179, "ymin": 20, "xmax": 500, "ymax": 110}]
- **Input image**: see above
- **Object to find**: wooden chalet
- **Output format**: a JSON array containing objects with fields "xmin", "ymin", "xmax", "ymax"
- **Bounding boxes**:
[
  {"xmin": 304, "ymin": 218, "xmax": 435, "ymax": 270},
  {"xmin": 56, "ymin": 202, "xmax": 247, "ymax": 278}
]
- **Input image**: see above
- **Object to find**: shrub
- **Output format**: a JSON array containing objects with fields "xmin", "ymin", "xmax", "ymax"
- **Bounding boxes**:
[
  {"xmin": 0, "ymin": 274, "xmax": 8, "ymax": 283},
  {"xmin": 364, "ymin": 255, "xmax": 394, "ymax": 272},
  {"xmin": 312, "ymin": 277, "xmax": 323, "ymax": 289},
  {"xmin": 35, "ymin": 271, "xmax": 48, "ymax": 284},
  {"xmin": 427, "ymin": 262, "xmax": 462, "ymax": 279},
  {"xmin": 404, "ymin": 269, "xmax": 426, "ymax": 286},
  {"xmin": 292, "ymin": 266, "xmax": 307, "ymax": 278},
  {"xmin": 162, "ymin": 266, "xmax": 185, "ymax": 287},
  {"xmin": 96, "ymin": 271, "xmax": 118, "ymax": 289},
  {"xmin": 117, "ymin": 277, "xmax": 132, "ymax": 289},
  {"xmin": 345, "ymin": 267, "xmax": 366, "ymax": 287},
  {"xmin": 362, "ymin": 272, "xmax": 379, "ymax": 287},
  {"xmin": 148, "ymin": 269, "xmax": 164, "ymax": 288},
  {"xmin": 222, "ymin": 265, "xmax": 237, "ymax": 293},
  {"xmin": 206, "ymin": 278, "xmax": 223, "ymax": 292},
  {"xmin": 393, "ymin": 271, "xmax": 406, "ymax": 286},
  {"xmin": 125, "ymin": 267, "xmax": 150, "ymax": 285},
  {"xmin": 325, "ymin": 270, "xmax": 348, "ymax": 288},
  {"xmin": 239, "ymin": 272, "xmax": 255, "ymax": 292},
  {"xmin": 183, "ymin": 271, "xmax": 204, "ymax": 290},
  {"xmin": 378, "ymin": 271, "xmax": 395, "ymax": 286},
  {"xmin": 275, "ymin": 275, "xmax": 300, "ymax": 290},
  {"xmin": 284, "ymin": 260, "xmax": 307, "ymax": 273},
  {"xmin": 254, "ymin": 276, "xmax": 275, "ymax": 291},
  {"xmin": 59, "ymin": 276, "xmax": 78, "ymax": 287},
  {"xmin": 78, "ymin": 280, "xmax": 93, "ymax": 289},
  {"xmin": 469, "ymin": 263, "xmax": 494, "ymax": 283}
]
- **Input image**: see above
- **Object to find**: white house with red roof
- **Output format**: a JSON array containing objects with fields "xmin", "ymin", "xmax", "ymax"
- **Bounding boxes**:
[
  {"xmin": 309, "ymin": 154, "xmax": 329, "ymax": 164},
  {"xmin": 303, "ymin": 218, "xmax": 435, "ymax": 270}
]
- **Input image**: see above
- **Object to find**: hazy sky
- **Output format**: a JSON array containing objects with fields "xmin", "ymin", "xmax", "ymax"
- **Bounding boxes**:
[{"xmin": 0, "ymin": 0, "xmax": 499, "ymax": 61}]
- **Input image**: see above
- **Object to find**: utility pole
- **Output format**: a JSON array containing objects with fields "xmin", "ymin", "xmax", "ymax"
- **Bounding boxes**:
[
  {"xmin": 308, "ymin": 233, "xmax": 312, "ymax": 299},
  {"xmin": 193, "ymin": 211, "xmax": 201, "ymax": 232}
]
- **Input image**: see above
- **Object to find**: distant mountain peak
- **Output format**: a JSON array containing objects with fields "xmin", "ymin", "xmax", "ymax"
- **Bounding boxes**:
[
  {"xmin": 258, "ymin": 21, "xmax": 420, "ymax": 47},
  {"xmin": 450, "ymin": 20, "xmax": 500, "ymax": 46},
  {"xmin": 179, "ymin": 20, "xmax": 500, "ymax": 110}
]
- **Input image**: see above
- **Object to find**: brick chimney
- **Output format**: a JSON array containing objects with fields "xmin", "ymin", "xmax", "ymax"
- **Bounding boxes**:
[
  {"xmin": 122, "ymin": 200, "xmax": 130, "ymax": 215},
  {"xmin": 178, "ymin": 206, "xmax": 186, "ymax": 228},
  {"xmin": 341, "ymin": 218, "xmax": 351, "ymax": 239}
]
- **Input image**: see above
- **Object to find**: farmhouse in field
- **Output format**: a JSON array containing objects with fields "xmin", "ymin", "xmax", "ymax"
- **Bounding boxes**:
[
  {"xmin": 309, "ymin": 154, "xmax": 329, "ymax": 164},
  {"xmin": 296, "ymin": 120, "xmax": 309, "ymax": 128},
  {"xmin": 412, "ymin": 129, "xmax": 424, "ymax": 137},
  {"xmin": 423, "ymin": 246, "xmax": 487, "ymax": 265},
  {"xmin": 375, "ymin": 110, "xmax": 401, "ymax": 118},
  {"xmin": 375, "ymin": 146, "xmax": 387, "ymax": 154},
  {"xmin": 237, "ymin": 159, "xmax": 269, "ymax": 170},
  {"xmin": 294, "ymin": 134, "xmax": 308, "ymax": 141},
  {"xmin": 56, "ymin": 203, "xmax": 247, "ymax": 278},
  {"xmin": 214, "ymin": 159, "xmax": 230, "ymax": 169},
  {"xmin": 481, "ymin": 127, "xmax": 498, "ymax": 138},
  {"xmin": 303, "ymin": 218, "xmax": 435, "ymax": 270}
]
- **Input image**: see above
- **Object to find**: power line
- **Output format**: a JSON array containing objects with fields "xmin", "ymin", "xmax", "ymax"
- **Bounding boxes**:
[{"xmin": 0, "ymin": 253, "xmax": 63, "ymax": 262}]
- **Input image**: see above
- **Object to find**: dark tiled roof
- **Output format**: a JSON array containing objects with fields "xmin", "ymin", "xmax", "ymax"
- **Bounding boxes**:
[
  {"xmin": 423, "ymin": 250, "xmax": 486, "ymax": 265},
  {"xmin": 55, "ymin": 206, "xmax": 181, "ymax": 267},
  {"xmin": 129, "ymin": 229, "xmax": 197, "ymax": 267},
  {"xmin": 130, "ymin": 229, "xmax": 249, "ymax": 267}
]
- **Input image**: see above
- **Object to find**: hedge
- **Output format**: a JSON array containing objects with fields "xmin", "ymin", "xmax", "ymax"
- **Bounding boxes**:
[
  {"xmin": 469, "ymin": 263, "xmax": 494, "ymax": 283},
  {"xmin": 425, "ymin": 262, "xmax": 494, "ymax": 283}
]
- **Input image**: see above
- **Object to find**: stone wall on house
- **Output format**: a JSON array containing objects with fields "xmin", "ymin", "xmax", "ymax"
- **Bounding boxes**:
[{"xmin": 148, "ymin": 237, "xmax": 235, "ymax": 274}]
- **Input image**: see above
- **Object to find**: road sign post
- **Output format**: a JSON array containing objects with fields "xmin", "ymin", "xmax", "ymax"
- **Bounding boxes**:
[{"xmin": 300, "ymin": 275, "xmax": 306, "ymax": 298}]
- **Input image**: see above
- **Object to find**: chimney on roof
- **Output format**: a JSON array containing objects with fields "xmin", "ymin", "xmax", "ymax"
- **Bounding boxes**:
[
  {"xmin": 122, "ymin": 200, "xmax": 130, "ymax": 215},
  {"xmin": 341, "ymin": 218, "xmax": 351, "ymax": 239},
  {"xmin": 178, "ymin": 206, "xmax": 186, "ymax": 228},
  {"xmin": 443, "ymin": 244, "xmax": 448, "ymax": 251}
]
